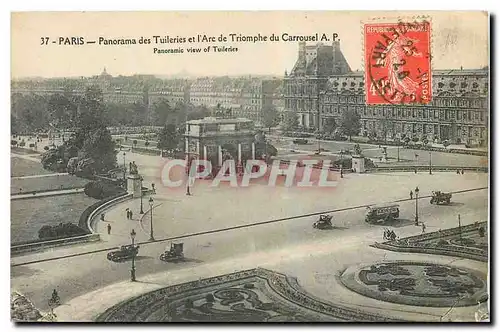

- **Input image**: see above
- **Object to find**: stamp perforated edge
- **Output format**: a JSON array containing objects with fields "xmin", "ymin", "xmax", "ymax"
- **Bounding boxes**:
[{"xmin": 360, "ymin": 15, "xmax": 434, "ymax": 105}]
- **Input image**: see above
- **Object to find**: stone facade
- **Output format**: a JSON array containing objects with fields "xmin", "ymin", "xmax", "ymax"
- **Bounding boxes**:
[
  {"xmin": 284, "ymin": 42, "xmax": 489, "ymax": 146},
  {"xmin": 185, "ymin": 116, "xmax": 256, "ymax": 162}
]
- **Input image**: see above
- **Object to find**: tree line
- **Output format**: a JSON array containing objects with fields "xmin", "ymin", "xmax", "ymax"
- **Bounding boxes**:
[{"xmin": 11, "ymin": 87, "xmax": 210, "ymax": 134}]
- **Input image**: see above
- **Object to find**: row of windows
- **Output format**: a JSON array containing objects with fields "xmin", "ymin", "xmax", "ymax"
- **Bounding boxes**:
[
  {"xmin": 361, "ymin": 121, "xmax": 486, "ymax": 138},
  {"xmin": 361, "ymin": 108, "xmax": 485, "ymax": 122}
]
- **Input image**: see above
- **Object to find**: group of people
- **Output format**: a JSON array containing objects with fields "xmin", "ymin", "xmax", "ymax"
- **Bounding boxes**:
[
  {"xmin": 383, "ymin": 229, "xmax": 397, "ymax": 241},
  {"xmin": 125, "ymin": 208, "xmax": 134, "ymax": 220},
  {"xmin": 456, "ymin": 169, "xmax": 465, "ymax": 174}
]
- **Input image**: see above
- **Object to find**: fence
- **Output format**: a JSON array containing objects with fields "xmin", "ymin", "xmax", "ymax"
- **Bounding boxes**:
[
  {"xmin": 365, "ymin": 165, "xmax": 488, "ymax": 173},
  {"xmin": 11, "ymin": 233, "xmax": 101, "ymax": 256},
  {"xmin": 85, "ymin": 192, "xmax": 133, "ymax": 233}
]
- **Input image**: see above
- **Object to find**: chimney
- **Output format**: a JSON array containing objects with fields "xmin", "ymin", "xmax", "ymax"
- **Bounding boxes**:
[{"xmin": 298, "ymin": 41, "xmax": 306, "ymax": 61}]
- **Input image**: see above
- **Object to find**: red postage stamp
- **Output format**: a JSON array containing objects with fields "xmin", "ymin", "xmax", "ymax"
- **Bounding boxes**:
[{"xmin": 364, "ymin": 20, "xmax": 432, "ymax": 105}]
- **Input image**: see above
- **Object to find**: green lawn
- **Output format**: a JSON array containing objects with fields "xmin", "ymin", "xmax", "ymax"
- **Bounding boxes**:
[
  {"xmin": 11, "ymin": 175, "xmax": 90, "ymax": 194},
  {"xmin": 11, "ymin": 157, "xmax": 53, "ymax": 178},
  {"xmin": 11, "ymin": 194, "xmax": 98, "ymax": 244}
]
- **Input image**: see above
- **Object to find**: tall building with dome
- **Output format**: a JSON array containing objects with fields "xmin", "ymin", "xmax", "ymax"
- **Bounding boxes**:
[{"xmin": 284, "ymin": 42, "xmax": 489, "ymax": 146}]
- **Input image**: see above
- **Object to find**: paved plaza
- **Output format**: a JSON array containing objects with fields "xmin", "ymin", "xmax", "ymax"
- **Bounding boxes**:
[{"xmin": 10, "ymin": 148, "xmax": 489, "ymax": 322}]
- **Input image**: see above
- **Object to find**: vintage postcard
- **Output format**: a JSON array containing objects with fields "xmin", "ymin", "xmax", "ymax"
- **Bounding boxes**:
[{"xmin": 10, "ymin": 11, "xmax": 489, "ymax": 323}]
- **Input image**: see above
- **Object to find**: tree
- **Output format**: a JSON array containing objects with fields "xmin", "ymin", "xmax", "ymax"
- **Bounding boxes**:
[
  {"xmin": 11, "ymin": 93, "xmax": 49, "ymax": 132},
  {"xmin": 152, "ymin": 98, "xmax": 172, "ymax": 126},
  {"xmin": 80, "ymin": 125, "xmax": 117, "ymax": 173},
  {"xmin": 340, "ymin": 110, "xmax": 361, "ymax": 141},
  {"xmin": 380, "ymin": 119, "xmax": 395, "ymax": 143},
  {"xmin": 157, "ymin": 124, "xmax": 179, "ymax": 153},
  {"xmin": 261, "ymin": 105, "xmax": 279, "ymax": 134},
  {"xmin": 323, "ymin": 117, "xmax": 336, "ymax": 136},
  {"xmin": 47, "ymin": 93, "xmax": 75, "ymax": 129},
  {"xmin": 282, "ymin": 112, "xmax": 299, "ymax": 133}
]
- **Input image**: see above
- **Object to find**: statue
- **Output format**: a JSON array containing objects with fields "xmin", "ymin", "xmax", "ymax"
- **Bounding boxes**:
[
  {"xmin": 129, "ymin": 161, "xmax": 139, "ymax": 175},
  {"xmin": 354, "ymin": 143, "xmax": 362, "ymax": 156}
]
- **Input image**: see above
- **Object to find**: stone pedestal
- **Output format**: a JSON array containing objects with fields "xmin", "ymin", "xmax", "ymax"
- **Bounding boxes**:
[
  {"xmin": 382, "ymin": 152, "xmax": 388, "ymax": 162},
  {"xmin": 351, "ymin": 155, "xmax": 365, "ymax": 173},
  {"xmin": 127, "ymin": 174, "xmax": 142, "ymax": 198}
]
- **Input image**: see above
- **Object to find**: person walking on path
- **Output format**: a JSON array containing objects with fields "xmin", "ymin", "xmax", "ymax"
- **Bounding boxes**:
[
  {"xmin": 101, "ymin": 213, "xmax": 105, "ymax": 222},
  {"xmin": 126, "ymin": 208, "xmax": 130, "ymax": 220},
  {"xmin": 107, "ymin": 224, "xmax": 111, "ymax": 235},
  {"xmin": 410, "ymin": 190, "xmax": 413, "ymax": 199},
  {"xmin": 421, "ymin": 223, "xmax": 426, "ymax": 233},
  {"xmin": 129, "ymin": 210, "xmax": 133, "ymax": 220}
]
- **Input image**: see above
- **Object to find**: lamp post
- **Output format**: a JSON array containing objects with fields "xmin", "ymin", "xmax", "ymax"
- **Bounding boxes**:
[
  {"xmin": 396, "ymin": 138, "xmax": 400, "ymax": 162},
  {"xmin": 130, "ymin": 229, "xmax": 136, "ymax": 282},
  {"xmin": 414, "ymin": 186, "xmax": 420, "ymax": 225},
  {"xmin": 139, "ymin": 176, "xmax": 144, "ymax": 214},
  {"xmin": 429, "ymin": 151, "xmax": 432, "ymax": 175},
  {"xmin": 123, "ymin": 152, "xmax": 126, "ymax": 181},
  {"xmin": 149, "ymin": 197, "xmax": 155, "ymax": 241}
]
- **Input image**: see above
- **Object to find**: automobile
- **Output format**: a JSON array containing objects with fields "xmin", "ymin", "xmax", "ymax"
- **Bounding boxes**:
[
  {"xmin": 313, "ymin": 215, "xmax": 333, "ymax": 229},
  {"xmin": 159, "ymin": 242, "xmax": 185, "ymax": 262},
  {"xmin": 107, "ymin": 244, "xmax": 139, "ymax": 262},
  {"xmin": 430, "ymin": 191, "xmax": 452, "ymax": 205},
  {"xmin": 292, "ymin": 138, "xmax": 309, "ymax": 144},
  {"xmin": 365, "ymin": 204, "xmax": 400, "ymax": 224}
]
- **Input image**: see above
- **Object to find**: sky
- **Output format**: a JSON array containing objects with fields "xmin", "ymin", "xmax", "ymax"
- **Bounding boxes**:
[{"xmin": 11, "ymin": 11, "xmax": 489, "ymax": 78}]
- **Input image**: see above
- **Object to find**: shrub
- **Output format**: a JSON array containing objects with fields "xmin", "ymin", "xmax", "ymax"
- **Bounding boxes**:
[
  {"xmin": 43, "ymin": 146, "xmax": 49, "ymax": 151},
  {"xmin": 84, "ymin": 181, "xmax": 104, "ymax": 199},
  {"xmin": 84, "ymin": 180, "xmax": 125, "ymax": 199},
  {"xmin": 19, "ymin": 141, "xmax": 25, "ymax": 147},
  {"xmin": 145, "ymin": 141, "xmax": 150, "ymax": 147},
  {"xmin": 133, "ymin": 139, "xmax": 138, "ymax": 146},
  {"xmin": 29, "ymin": 143, "xmax": 35, "ymax": 148},
  {"xmin": 11, "ymin": 140, "xmax": 17, "ymax": 146},
  {"xmin": 38, "ymin": 222, "xmax": 87, "ymax": 240}
]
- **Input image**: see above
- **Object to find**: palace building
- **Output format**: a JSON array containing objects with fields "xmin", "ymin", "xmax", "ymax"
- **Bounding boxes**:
[{"xmin": 284, "ymin": 42, "xmax": 489, "ymax": 146}]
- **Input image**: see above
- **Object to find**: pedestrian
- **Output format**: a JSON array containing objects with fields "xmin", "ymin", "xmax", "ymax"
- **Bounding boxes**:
[
  {"xmin": 457, "ymin": 169, "xmax": 460, "ymax": 174},
  {"xmin": 126, "ymin": 208, "xmax": 129, "ymax": 219},
  {"xmin": 107, "ymin": 223, "xmax": 111, "ymax": 235},
  {"xmin": 130, "ymin": 210, "xmax": 133, "ymax": 220},
  {"xmin": 152, "ymin": 183, "xmax": 156, "ymax": 194},
  {"xmin": 414, "ymin": 168, "xmax": 417, "ymax": 174},
  {"xmin": 101, "ymin": 213, "xmax": 105, "ymax": 222},
  {"xmin": 410, "ymin": 190, "xmax": 413, "ymax": 199},
  {"xmin": 461, "ymin": 169, "xmax": 464, "ymax": 175},
  {"xmin": 422, "ymin": 223, "xmax": 426, "ymax": 233}
]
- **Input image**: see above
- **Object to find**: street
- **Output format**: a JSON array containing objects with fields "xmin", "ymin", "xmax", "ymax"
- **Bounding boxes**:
[{"xmin": 11, "ymin": 185, "xmax": 487, "ymax": 313}]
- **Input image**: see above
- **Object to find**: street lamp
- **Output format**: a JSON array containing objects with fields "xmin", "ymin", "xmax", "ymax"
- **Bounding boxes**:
[
  {"xmin": 429, "ymin": 151, "xmax": 432, "ymax": 175},
  {"xmin": 139, "ymin": 176, "xmax": 144, "ymax": 214},
  {"xmin": 414, "ymin": 186, "xmax": 420, "ymax": 225},
  {"xmin": 130, "ymin": 229, "xmax": 137, "ymax": 282},
  {"xmin": 396, "ymin": 138, "xmax": 400, "ymax": 162},
  {"xmin": 149, "ymin": 197, "xmax": 155, "ymax": 241},
  {"xmin": 123, "ymin": 152, "xmax": 126, "ymax": 181}
]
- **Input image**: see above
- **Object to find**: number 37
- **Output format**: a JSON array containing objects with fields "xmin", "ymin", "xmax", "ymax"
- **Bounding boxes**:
[{"xmin": 40, "ymin": 37, "xmax": 49, "ymax": 45}]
